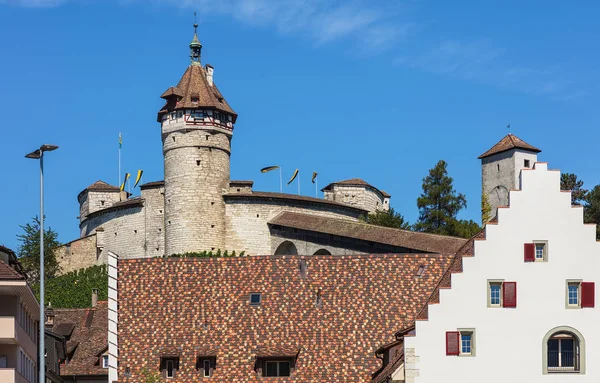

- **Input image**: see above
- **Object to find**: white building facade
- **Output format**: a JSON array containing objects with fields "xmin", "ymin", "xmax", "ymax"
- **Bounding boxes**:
[{"xmin": 403, "ymin": 162, "xmax": 600, "ymax": 382}]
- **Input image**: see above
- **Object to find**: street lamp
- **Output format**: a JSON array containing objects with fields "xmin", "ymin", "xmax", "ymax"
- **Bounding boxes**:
[{"xmin": 25, "ymin": 143, "xmax": 58, "ymax": 383}]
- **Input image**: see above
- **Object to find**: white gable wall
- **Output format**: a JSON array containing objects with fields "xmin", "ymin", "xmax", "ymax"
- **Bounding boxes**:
[{"xmin": 404, "ymin": 162, "xmax": 600, "ymax": 383}]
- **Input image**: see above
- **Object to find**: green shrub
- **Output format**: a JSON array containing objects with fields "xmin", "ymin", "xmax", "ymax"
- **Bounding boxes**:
[{"xmin": 31, "ymin": 264, "xmax": 108, "ymax": 309}]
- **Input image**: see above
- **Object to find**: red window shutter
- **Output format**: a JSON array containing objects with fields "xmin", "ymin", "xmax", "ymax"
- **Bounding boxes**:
[
  {"xmin": 503, "ymin": 282, "xmax": 517, "ymax": 308},
  {"xmin": 524, "ymin": 243, "xmax": 535, "ymax": 262},
  {"xmin": 581, "ymin": 282, "xmax": 595, "ymax": 308},
  {"xmin": 446, "ymin": 331, "xmax": 460, "ymax": 356}
]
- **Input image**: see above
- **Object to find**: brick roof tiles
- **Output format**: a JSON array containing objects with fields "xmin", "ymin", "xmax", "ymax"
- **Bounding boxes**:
[
  {"xmin": 158, "ymin": 65, "xmax": 237, "ymax": 122},
  {"xmin": 224, "ymin": 191, "xmax": 368, "ymax": 214},
  {"xmin": 118, "ymin": 253, "xmax": 454, "ymax": 382},
  {"xmin": 0, "ymin": 260, "xmax": 25, "ymax": 280},
  {"xmin": 269, "ymin": 211, "xmax": 467, "ymax": 254},
  {"xmin": 49, "ymin": 302, "xmax": 108, "ymax": 377},
  {"xmin": 478, "ymin": 134, "xmax": 541, "ymax": 159}
]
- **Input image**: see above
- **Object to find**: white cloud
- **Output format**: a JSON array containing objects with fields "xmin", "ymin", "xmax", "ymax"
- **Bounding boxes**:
[
  {"xmin": 395, "ymin": 40, "xmax": 585, "ymax": 101},
  {"xmin": 0, "ymin": 0, "xmax": 67, "ymax": 6},
  {"xmin": 144, "ymin": 0, "xmax": 410, "ymax": 50}
]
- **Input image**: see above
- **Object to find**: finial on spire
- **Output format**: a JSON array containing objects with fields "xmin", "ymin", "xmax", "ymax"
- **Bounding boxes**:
[{"xmin": 189, "ymin": 12, "xmax": 202, "ymax": 66}]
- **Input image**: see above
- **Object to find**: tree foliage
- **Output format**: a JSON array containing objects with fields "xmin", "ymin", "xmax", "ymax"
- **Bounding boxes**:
[
  {"xmin": 30, "ymin": 265, "xmax": 107, "ymax": 308},
  {"xmin": 414, "ymin": 160, "xmax": 477, "ymax": 237},
  {"xmin": 450, "ymin": 219, "xmax": 482, "ymax": 239},
  {"xmin": 142, "ymin": 368, "xmax": 163, "ymax": 383},
  {"xmin": 561, "ymin": 173, "xmax": 588, "ymax": 205},
  {"xmin": 17, "ymin": 216, "xmax": 61, "ymax": 282},
  {"xmin": 585, "ymin": 185, "xmax": 600, "ymax": 240},
  {"xmin": 481, "ymin": 192, "xmax": 493, "ymax": 225},
  {"xmin": 360, "ymin": 207, "xmax": 410, "ymax": 230}
]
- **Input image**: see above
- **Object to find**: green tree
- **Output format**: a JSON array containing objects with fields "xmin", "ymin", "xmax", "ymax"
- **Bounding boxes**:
[
  {"xmin": 31, "ymin": 265, "xmax": 107, "ymax": 308},
  {"xmin": 560, "ymin": 173, "xmax": 588, "ymax": 205},
  {"xmin": 414, "ymin": 160, "xmax": 470, "ymax": 236},
  {"xmin": 584, "ymin": 185, "xmax": 600, "ymax": 240},
  {"xmin": 17, "ymin": 216, "xmax": 61, "ymax": 282},
  {"xmin": 481, "ymin": 192, "xmax": 492, "ymax": 225},
  {"xmin": 360, "ymin": 207, "xmax": 410, "ymax": 229},
  {"xmin": 450, "ymin": 219, "xmax": 482, "ymax": 238},
  {"xmin": 141, "ymin": 368, "xmax": 163, "ymax": 383}
]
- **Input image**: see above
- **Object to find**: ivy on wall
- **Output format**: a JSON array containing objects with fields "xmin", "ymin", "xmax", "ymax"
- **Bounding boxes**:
[{"xmin": 31, "ymin": 264, "xmax": 108, "ymax": 309}]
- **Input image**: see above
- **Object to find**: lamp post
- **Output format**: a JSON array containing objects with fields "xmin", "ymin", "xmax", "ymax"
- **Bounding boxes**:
[{"xmin": 25, "ymin": 144, "xmax": 58, "ymax": 383}]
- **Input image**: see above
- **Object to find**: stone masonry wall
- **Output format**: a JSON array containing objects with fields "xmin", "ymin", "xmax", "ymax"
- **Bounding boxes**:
[
  {"xmin": 224, "ymin": 198, "xmax": 362, "ymax": 255},
  {"xmin": 141, "ymin": 186, "xmax": 165, "ymax": 258},
  {"xmin": 55, "ymin": 234, "xmax": 99, "ymax": 275},
  {"xmin": 80, "ymin": 206, "xmax": 146, "ymax": 259},
  {"xmin": 326, "ymin": 185, "xmax": 387, "ymax": 213},
  {"xmin": 163, "ymin": 117, "xmax": 232, "ymax": 255}
]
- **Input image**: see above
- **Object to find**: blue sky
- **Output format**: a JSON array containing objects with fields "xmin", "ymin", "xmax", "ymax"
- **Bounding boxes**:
[{"xmin": 1, "ymin": 0, "xmax": 599, "ymax": 251}]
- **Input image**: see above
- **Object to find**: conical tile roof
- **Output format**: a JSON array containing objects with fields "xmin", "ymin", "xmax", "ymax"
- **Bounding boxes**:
[{"xmin": 478, "ymin": 134, "xmax": 541, "ymax": 159}]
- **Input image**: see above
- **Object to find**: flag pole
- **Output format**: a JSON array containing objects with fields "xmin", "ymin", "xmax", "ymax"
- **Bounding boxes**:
[
  {"xmin": 315, "ymin": 176, "xmax": 318, "ymax": 198},
  {"xmin": 298, "ymin": 172, "xmax": 300, "ymax": 195},
  {"xmin": 118, "ymin": 132, "xmax": 122, "ymax": 187}
]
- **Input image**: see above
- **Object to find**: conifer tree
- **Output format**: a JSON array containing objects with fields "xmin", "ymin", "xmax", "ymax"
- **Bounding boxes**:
[
  {"xmin": 584, "ymin": 185, "xmax": 600, "ymax": 240},
  {"xmin": 414, "ymin": 160, "xmax": 474, "ymax": 237},
  {"xmin": 361, "ymin": 207, "xmax": 410, "ymax": 230},
  {"xmin": 560, "ymin": 173, "xmax": 588, "ymax": 205},
  {"xmin": 17, "ymin": 216, "xmax": 61, "ymax": 282},
  {"xmin": 481, "ymin": 192, "xmax": 493, "ymax": 225}
]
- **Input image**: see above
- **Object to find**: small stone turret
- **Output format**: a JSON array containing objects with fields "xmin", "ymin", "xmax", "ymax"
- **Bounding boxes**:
[
  {"xmin": 479, "ymin": 133, "xmax": 541, "ymax": 218},
  {"xmin": 77, "ymin": 180, "xmax": 124, "ymax": 225},
  {"xmin": 158, "ymin": 24, "xmax": 237, "ymax": 255}
]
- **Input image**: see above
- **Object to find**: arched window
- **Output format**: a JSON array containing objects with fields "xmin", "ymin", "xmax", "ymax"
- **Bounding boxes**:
[
  {"xmin": 313, "ymin": 249, "xmax": 331, "ymax": 255},
  {"xmin": 274, "ymin": 241, "xmax": 298, "ymax": 255},
  {"xmin": 542, "ymin": 326, "xmax": 585, "ymax": 374}
]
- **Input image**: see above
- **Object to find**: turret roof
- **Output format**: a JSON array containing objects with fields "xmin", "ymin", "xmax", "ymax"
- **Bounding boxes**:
[
  {"xmin": 157, "ymin": 64, "xmax": 236, "ymax": 122},
  {"xmin": 321, "ymin": 178, "xmax": 391, "ymax": 198},
  {"xmin": 478, "ymin": 133, "xmax": 541, "ymax": 159}
]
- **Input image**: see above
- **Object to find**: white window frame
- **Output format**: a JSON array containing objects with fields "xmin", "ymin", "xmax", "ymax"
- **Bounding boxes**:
[
  {"xmin": 102, "ymin": 355, "xmax": 109, "ymax": 369},
  {"xmin": 487, "ymin": 280, "xmax": 504, "ymax": 308},
  {"xmin": 533, "ymin": 240, "xmax": 548, "ymax": 262},
  {"xmin": 166, "ymin": 359, "xmax": 175, "ymax": 379},
  {"xmin": 543, "ymin": 326, "xmax": 585, "ymax": 375},
  {"xmin": 457, "ymin": 328, "xmax": 476, "ymax": 357},
  {"xmin": 203, "ymin": 359, "xmax": 211, "ymax": 377},
  {"xmin": 566, "ymin": 280, "xmax": 582, "ymax": 309}
]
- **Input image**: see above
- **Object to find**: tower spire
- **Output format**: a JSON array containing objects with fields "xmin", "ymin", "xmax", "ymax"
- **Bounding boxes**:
[{"xmin": 190, "ymin": 12, "xmax": 202, "ymax": 66}]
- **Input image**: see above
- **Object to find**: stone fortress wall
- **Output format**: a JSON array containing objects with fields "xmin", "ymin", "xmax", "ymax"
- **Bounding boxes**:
[
  {"xmin": 323, "ymin": 182, "xmax": 390, "ymax": 213},
  {"xmin": 223, "ymin": 194, "xmax": 365, "ymax": 255},
  {"xmin": 162, "ymin": 115, "xmax": 232, "ymax": 255}
]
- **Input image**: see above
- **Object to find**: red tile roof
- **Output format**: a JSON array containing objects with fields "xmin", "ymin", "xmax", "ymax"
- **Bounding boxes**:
[
  {"xmin": 48, "ymin": 302, "xmax": 108, "ymax": 378},
  {"xmin": 157, "ymin": 65, "xmax": 237, "ymax": 122},
  {"xmin": 224, "ymin": 191, "xmax": 368, "ymax": 214},
  {"xmin": 77, "ymin": 180, "xmax": 120, "ymax": 200},
  {"xmin": 478, "ymin": 134, "xmax": 541, "ymax": 159},
  {"xmin": 0, "ymin": 260, "xmax": 25, "ymax": 280},
  {"xmin": 269, "ymin": 211, "xmax": 467, "ymax": 254},
  {"xmin": 118, "ymin": 253, "xmax": 454, "ymax": 382}
]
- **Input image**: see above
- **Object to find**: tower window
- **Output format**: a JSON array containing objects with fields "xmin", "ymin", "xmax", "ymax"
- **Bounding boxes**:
[
  {"xmin": 196, "ymin": 160, "xmax": 201, "ymax": 166},
  {"xmin": 525, "ymin": 159, "xmax": 531, "ymax": 168},
  {"xmin": 191, "ymin": 97, "xmax": 199, "ymax": 103},
  {"xmin": 497, "ymin": 164, "xmax": 500, "ymax": 172}
]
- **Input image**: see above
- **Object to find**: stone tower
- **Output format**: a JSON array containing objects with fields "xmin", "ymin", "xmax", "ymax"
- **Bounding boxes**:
[
  {"xmin": 158, "ymin": 24, "xmax": 237, "ymax": 255},
  {"xmin": 479, "ymin": 133, "xmax": 540, "ymax": 219}
]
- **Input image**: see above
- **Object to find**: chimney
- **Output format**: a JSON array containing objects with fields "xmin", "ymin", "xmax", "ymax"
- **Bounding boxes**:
[
  {"xmin": 92, "ymin": 288, "xmax": 98, "ymax": 308},
  {"xmin": 119, "ymin": 191, "xmax": 127, "ymax": 201},
  {"xmin": 206, "ymin": 64, "xmax": 214, "ymax": 87}
]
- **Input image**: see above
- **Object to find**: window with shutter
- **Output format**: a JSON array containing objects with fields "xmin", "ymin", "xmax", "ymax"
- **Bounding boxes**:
[
  {"xmin": 446, "ymin": 331, "xmax": 460, "ymax": 356},
  {"xmin": 503, "ymin": 282, "xmax": 517, "ymax": 308},
  {"xmin": 581, "ymin": 282, "xmax": 595, "ymax": 308},
  {"xmin": 524, "ymin": 243, "xmax": 535, "ymax": 262}
]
